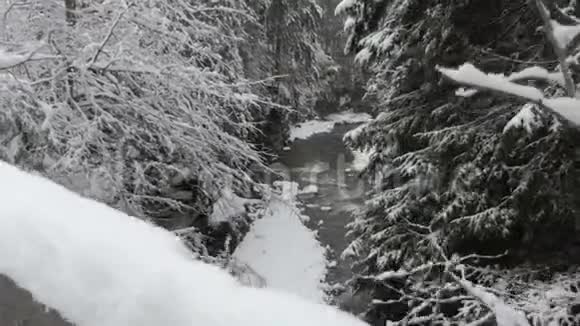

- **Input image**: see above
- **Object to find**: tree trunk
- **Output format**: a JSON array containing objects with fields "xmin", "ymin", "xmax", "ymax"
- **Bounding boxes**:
[{"xmin": 64, "ymin": 0, "xmax": 76, "ymax": 26}]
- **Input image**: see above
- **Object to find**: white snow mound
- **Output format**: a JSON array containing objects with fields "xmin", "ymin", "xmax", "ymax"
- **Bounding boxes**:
[
  {"xmin": 234, "ymin": 193, "xmax": 327, "ymax": 303},
  {"xmin": 0, "ymin": 162, "xmax": 368, "ymax": 326}
]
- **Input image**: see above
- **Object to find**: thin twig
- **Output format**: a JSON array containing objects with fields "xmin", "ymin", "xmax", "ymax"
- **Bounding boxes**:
[
  {"xmin": 1, "ymin": 0, "xmax": 20, "ymax": 41},
  {"xmin": 90, "ymin": 10, "xmax": 126, "ymax": 66},
  {"xmin": 474, "ymin": 46, "xmax": 558, "ymax": 65}
]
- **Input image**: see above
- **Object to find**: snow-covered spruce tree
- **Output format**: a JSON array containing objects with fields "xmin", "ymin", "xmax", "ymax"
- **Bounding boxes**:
[
  {"xmin": 0, "ymin": 0, "xmax": 270, "ymax": 250},
  {"xmin": 261, "ymin": 0, "xmax": 332, "ymax": 119},
  {"xmin": 337, "ymin": 0, "xmax": 580, "ymax": 324},
  {"xmin": 312, "ymin": 0, "xmax": 369, "ymax": 116},
  {"xmin": 200, "ymin": 0, "xmax": 332, "ymax": 154}
]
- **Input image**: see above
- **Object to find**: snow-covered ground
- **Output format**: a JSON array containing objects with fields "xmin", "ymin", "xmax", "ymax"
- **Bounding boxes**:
[
  {"xmin": 233, "ymin": 181, "xmax": 329, "ymax": 303},
  {"xmin": 0, "ymin": 162, "xmax": 369, "ymax": 326},
  {"xmin": 289, "ymin": 110, "xmax": 372, "ymax": 141}
]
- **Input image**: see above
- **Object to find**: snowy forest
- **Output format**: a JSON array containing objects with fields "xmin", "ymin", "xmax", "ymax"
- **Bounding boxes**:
[{"xmin": 1, "ymin": 0, "xmax": 580, "ymax": 326}]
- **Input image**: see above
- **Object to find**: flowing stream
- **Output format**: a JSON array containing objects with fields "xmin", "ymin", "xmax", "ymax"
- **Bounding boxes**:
[{"xmin": 278, "ymin": 121, "xmax": 370, "ymax": 288}]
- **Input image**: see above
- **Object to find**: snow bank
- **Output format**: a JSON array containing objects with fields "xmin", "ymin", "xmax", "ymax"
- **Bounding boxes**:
[
  {"xmin": 327, "ymin": 111, "xmax": 372, "ymax": 124},
  {"xmin": 233, "ymin": 181, "xmax": 329, "ymax": 303},
  {"xmin": 289, "ymin": 111, "xmax": 372, "ymax": 141},
  {"xmin": 0, "ymin": 162, "xmax": 368, "ymax": 326},
  {"xmin": 289, "ymin": 120, "xmax": 336, "ymax": 141}
]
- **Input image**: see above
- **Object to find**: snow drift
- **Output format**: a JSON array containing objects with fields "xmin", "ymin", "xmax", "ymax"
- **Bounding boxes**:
[{"xmin": 0, "ymin": 162, "xmax": 368, "ymax": 326}]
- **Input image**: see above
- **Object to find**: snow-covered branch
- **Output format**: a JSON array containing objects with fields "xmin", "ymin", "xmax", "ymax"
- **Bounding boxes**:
[
  {"xmin": 454, "ymin": 277, "xmax": 530, "ymax": 326},
  {"xmin": 364, "ymin": 230, "xmax": 530, "ymax": 326},
  {"xmin": 0, "ymin": 0, "xmax": 272, "ymax": 219},
  {"xmin": 438, "ymin": 63, "xmax": 580, "ymax": 125},
  {"xmin": 438, "ymin": 0, "xmax": 580, "ymax": 128},
  {"xmin": 431, "ymin": 237, "xmax": 531, "ymax": 326}
]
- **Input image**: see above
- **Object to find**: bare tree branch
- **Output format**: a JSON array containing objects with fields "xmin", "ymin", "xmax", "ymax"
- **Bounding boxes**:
[{"xmin": 90, "ymin": 10, "xmax": 126, "ymax": 66}]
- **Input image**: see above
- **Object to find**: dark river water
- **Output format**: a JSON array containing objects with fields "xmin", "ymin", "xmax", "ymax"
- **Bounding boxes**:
[{"xmin": 277, "ymin": 123, "xmax": 370, "ymax": 287}]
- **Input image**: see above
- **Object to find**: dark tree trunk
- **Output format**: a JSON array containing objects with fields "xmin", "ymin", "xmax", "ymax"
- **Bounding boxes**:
[{"xmin": 64, "ymin": 0, "xmax": 76, "ymax": 26}]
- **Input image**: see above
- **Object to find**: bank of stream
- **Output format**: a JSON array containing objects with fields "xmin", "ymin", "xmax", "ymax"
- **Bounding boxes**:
[
  {"xmin": 279, "ymin": 121, "xmax": 371, "ymax": 287},
  {"xmin": 232, "ymin": 111, "xmax": 372, "ymax": 308}
]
